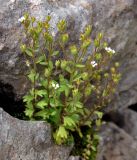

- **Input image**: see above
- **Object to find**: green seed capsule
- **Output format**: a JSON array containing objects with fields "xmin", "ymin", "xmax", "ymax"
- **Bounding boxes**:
[{"xmin": 115, "ymin": 62, "xmax": 120, "ymax": 67}]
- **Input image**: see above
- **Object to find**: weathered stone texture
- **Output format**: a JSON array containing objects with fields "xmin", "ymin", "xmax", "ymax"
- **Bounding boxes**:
[
  {"xmin": 97, "ymin": 123, "xmax": 137, "ymax": 160},
  {"xmin": 0, "ymin": 108, "xmax": 72, "ymax": 160}
]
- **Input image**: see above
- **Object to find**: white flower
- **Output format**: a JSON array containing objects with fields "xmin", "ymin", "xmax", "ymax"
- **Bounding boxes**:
[
  {"xmin": 26, "ymin": 60, "xmax": 30, "ymax": 67},
  {"xmin": 105, "ymin": 47, "xmax": 115, "ymax": 54},
  {"xmin": 55, "ymin": 84, "xmax": 59, "ymax": 89},
  {"xmin": 51, "ymin": 31, "xmax": 56, "ymax": 37},
  {"xmin": 91, "ymin": 61, "xmax": 97, "ymax": 67},
  {"xmin": 18, "ymin": 16, "xmax": 25, "ymax": 23},
  {"xmin": 52, "ymin": 82, "xmax": 59, "ymax": 89},
  {"xmin": 52, "ymin": 82, "xmax": 56, "ymax": 88}
]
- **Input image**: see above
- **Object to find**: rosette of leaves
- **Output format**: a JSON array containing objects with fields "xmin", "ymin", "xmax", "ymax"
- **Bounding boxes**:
[{"xmin": 20, "ymin": 14, "xmax": 120, "ymax": 146}]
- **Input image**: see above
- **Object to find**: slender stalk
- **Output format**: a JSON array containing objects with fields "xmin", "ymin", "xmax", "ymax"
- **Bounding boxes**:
[{"xmin": 32, "ymin": 41, "xmax": 37, "ymax": 118}]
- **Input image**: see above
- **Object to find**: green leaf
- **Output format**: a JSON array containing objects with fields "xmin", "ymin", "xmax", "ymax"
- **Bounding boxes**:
[
  {"xmin": 75, "ymin": 64, "xmax": 85, "ymax": 68},
  {"xmin": 49, "ymin": 61, "xmax": 54, "ymax": 70},
  {"xmin": 73, "ymin": 75, "xmax": 82, "ymax": 82},
  {"xmin": 50, "ymin": 98, "xmax": 56, "ymax": 107},
  {"xmin": 70, "ymin": 114, "xmax": 80, "ymax": 123},
  {"xmin": 23, "ymin": 94, "xmax": 33, "ymax": 103},
  {"xmin": 50, "ymin": 110, "xmax": 57, "ymax": 116},
  {"xmin": 52, "ymin": 51, "xmax": 59, "ymax": 56},
  {"xmin": 61, "ymin": 60, "xmax": 67, "ymax": 70},
  {"xmin": 49, "ymin": 108, "xmax": 62, "ymax": 125},
  {"xmin": 57, "ymin": 126, "xmax": 68, "ymax": 139},
  {"xmin": 28, "ymin": 70, "xmax": 36, "ymax": 83},
  {"xmin": 36, "ymin": 90, "xmax": 47, "ymax": 97},
  {"xmin": 84, "ymin": 108, "xmax": 90, "ymax": 115},
  {"xmin": 84, "ymin": 120, "xmax": 92, "ymax": 127},
  {"xmin": 96, "ymin": 119, "xmax": 102, "ymax": 127},
  {"xmin": 36, "ymin": 55, "xmax": 46, "ymax": 64},
  {"xmin": 94, "ymin": 111, "xmax": 103, "ymax": 119},
  {"xmin": 76, "ymin": 128, "xmax": 83, "ymax": 138},
  {"xmin": 25, "ymin": 48, "xmax": 33, "ymax": 57},
  {"xmin": 64, "ymin": 116, "xmax": 76, "ymax": 127},
  {"xmin": 39, "ymin": 61, "xmax": 47, "ymax": 65},
  {"xmin": 91, "ymin": 146, "xmax": 97, "ymax": 151},
  {"xmin": 35, "ymin": 110, "xmax": 49, "ymax": 119},
  {"xmin": 75, "ymin": 102, "xmax": 83, "ymax": 109},
  {"xmin": 93, "ymin": 134, "xmax": 100, "ymax": 140},
  {"xmin": 25, "ymin": 107, "xmax": 34, "ymax": 118},
  {"xmin": 53, "ymin": 125, "xmax": 68, "ymax": 144},
  {"xmin": 58, "ymin": 84, "xmax": 70, "ymax": 97},
  {"xmin": 65, "ymin": 66, "xmax": 72, "ymax": 73},
  {"xmin": 40, "ymin": 79, "xmax": 48, "ymax": 87},
  {"xmin": 36, "ymin": 100, "xmax": 48, "ymax": 109}
]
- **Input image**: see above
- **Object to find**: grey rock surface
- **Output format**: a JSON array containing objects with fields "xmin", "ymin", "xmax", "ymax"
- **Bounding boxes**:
[
  {"xmin": 68, "ymin": 156, "xmax": 80, "ymax": 160},
  {"xmin": 97, "ymin": 122, "xmax": 137, "ymax": 160},
  {"xmin": 120, "ymin": 109, "xmax": 137, "ymax": 140},
  {"xmin": 0, "ymin": 108, "xmax": 72, "ymax": 160}
]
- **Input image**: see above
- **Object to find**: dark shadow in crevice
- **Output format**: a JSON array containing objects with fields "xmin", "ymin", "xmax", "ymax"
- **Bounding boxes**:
[
  {"xmin": 102, "ymin": 111, "xmax": 125, "ymax": 128},
  {"xmin": 128, "ymin": 103, "xmax": 137, "ymax": 112},
  {"xmin": 0, "ymin": 81, "xmax": 26, "ymax": 119}
]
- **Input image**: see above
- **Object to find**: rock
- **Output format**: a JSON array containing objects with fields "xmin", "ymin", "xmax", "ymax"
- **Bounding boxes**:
[
  {"xmin": 68, "ymin": 156, "xmax": 80, "ymax": 160},
  {"xmin": 0, "ymin": 107, "xmax": 72, "ymax": 160},
  {"xmin": 97, "ymin": 123, "xmax": 137, "ymax": 160},
  {"xmin": 119, "ymin": 109, "xmax": 137, "ymax": 140},
  {"xmin": 102, "ymin": 108, "xmax": 137, "ymax": 140}
]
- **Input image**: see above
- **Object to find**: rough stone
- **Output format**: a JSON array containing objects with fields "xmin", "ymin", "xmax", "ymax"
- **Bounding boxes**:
[
  {"xmin": 68, "ymin": 156, "xmax": 80, "ymax": 160},
  {"xmin": 102, "ymin": 108, "xmax": 137, "ymax": 140},
  {"xmin": 0, "ymin": 108, "xmax": 72, "ymax": 160},
  {"xmin": 119, "ymin": 109, "xmax": 137, "ymax": 140},
  {"xmin": 97, "ymin": 123, "xmax": 137, "ymax": 160}
]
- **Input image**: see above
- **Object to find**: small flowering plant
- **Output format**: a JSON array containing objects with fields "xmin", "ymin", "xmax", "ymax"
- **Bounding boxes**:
[{"xmin": 20, "ymin": 14, "xmax": 120, "ymax": 148}]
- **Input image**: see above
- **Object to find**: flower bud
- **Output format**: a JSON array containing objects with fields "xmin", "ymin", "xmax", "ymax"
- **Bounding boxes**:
[
  {"xmin": 115, "ymin": 62, "xmax": 120, "ymax": 67},
  {"xmin": 55, "ymin": 60, "xmax": 60, "ymax": 68},
  {"xmin": 61, "ymin": 33, "xmax": 69, "ymax": 43},
  {"xmin": 94, "ymin": 39, "xmax": 99, "ymax": 47},
  {"xmin": 104, "ymin": 73, "xmax": 109, "ymax": 78},
  {"xmin": 70, "ymin": 45, "xmax": 78, "ymax": 55},
  {"xmin": 84, "ymin": 25, "xmax": 92, "ymax": 37},
  {"xmin": 61, "ymin": 60, "xmax": 67, "ymax": 69},
  {"xmin": 20, "ymin": 44, "xmax": 26, "ymax": 52},
  {"xmin": 111, "ymin": 67, "xmax": 115, "ymax": 73},
  {"xmin": 82, "ymin": 39, "xmax": 91, "ymax": 49},
  {"xmin": 44, "ymin": 69, "xmax": 51, "ymax": 77},
  {"xmin": 98, "ymin": 33, "xmax": 103, "ymax": 40},
  {"xmin": 95, "ymin": 53, "xmax": 102, "ymax": 60}
]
